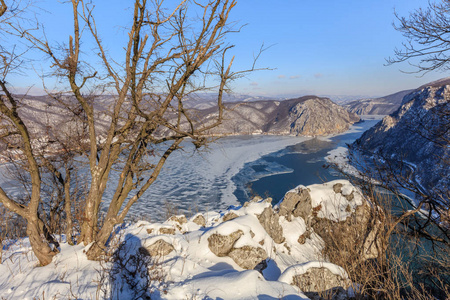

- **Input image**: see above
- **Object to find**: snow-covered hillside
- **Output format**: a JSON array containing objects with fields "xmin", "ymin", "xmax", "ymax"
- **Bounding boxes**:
[{"xmin": 0, "ymin": 180, "xmax": 376, "ymax": 299}]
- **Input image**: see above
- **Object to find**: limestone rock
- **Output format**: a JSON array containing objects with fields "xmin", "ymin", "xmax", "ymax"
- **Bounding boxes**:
[
  {"xmin": 159, "ymin": 227, "xmax": 176, "ymax": 235},
  {"xmin": 145, "ymin": 239, "xmax": 174, "ymax": 256},
  {"xmin": 168, "ymin": 215, "xmax": 187, "ymax": 225},
  {"xmin": 332, "ymin": 183, "xmax": 343, "ymax": 194},
  {"xmin": 333, "ymin": 183, "xmax": 354, "ymax": 201},
  {"xmin": 222, "ymin": 211, "xmax": 239, "ymax": 222},
  {"xmin": 298, "ymin": 231, "xmax": 311, "ymax": 245},
  {"xmin": 228, "ymin": 246, "xmax": 268, "ymax": 270},
  {"xmin": 291, "ymin": 267, "xmax": 351, "ymax": 293},
  {"xmin": 257, "ymin": 207, "xmax": 285, "ymax": 244},
  {"xmin": 279, "ymin": 187, "xmax": 312, "ymax": 221},
  {"xmin": 192, "ymin": 214, "xmax": 206, "ymax": 227},
  {"xmin": 312, "ymin": 202, "xmax": 384, "ymax": 262},
  {"xmin": 197, "ymin": 96, "xmax": 359, "ymax": 137},
  {"xmin": 207, "ymin": 230, "xmax": 243, "ymax": 257},
  {"xmin": 354, "ymin": 83, "xmax": 450, "ymax": 196}
]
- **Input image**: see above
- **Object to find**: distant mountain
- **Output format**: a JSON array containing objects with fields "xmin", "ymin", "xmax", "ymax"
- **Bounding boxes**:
[
  {"xmin": 2, "ymin": 94, "xmax": 359, "ymax": 160},
  {"xmin": 184, "ymin": 93, "xmax": 281, "ymax": 110},
  {"xmin": 344, "ymin": 89, "xmax": 414, "ymax": 116},
  {"xmin": 353, "ymin": 80, "xmax": 449, "ymax": 194},
  {"xmin": 198, "ymin": 96, "xmax": 360, "ymax": 136}
]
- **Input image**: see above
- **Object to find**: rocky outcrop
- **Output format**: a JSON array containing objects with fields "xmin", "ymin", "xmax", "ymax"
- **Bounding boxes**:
[
  {"xmin": 145, "ymin": 239, "xmax": 175, "ymax": 256},
  {"xmin": 197, "ymin": 96, "xmax": 359, "ymax": 136},
  {"xmin": 286, "ymin": 97, "xmax": 360, "ymax": 136},
  {"xmin": 353, "ymin": 82, "xmax": 450, "ymax": 195},
  {"xmin": 345, "ymin": 89, "xmax": 413, "ymax": 115},
  {"xmin": 257, "ymin": 207, "xmax": 285, "ymax": 244},
  {"xmin": 312, "ymin": 203, "xmax": 384, "ymax": 261},
  {"xmin": 279, "ymin": 262, "xmax": 351, "ymax": 292},
  {"xmin": 222, "ymin": 211, "xmax": 239, "ymax": 222},
  {"xmin": 278, "ymin": 186, "xmax": 312, "ymax": 221},
  {"xmin": 228, "ymin": 246, "xmax": 268, "ymax": 270},
  {"xmin": 207, "ymin": 230, "xmax": 244, "ymax": 257},
  {"xmin": 192, "ymin": 214, "xmax": 206, "ymax": 227},
  {"xmin": 136, "ymin": 180, "xmax": 383, "ymax": 298}
]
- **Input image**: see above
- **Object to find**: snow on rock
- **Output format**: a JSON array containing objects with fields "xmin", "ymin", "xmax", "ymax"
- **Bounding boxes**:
[
  {"xmin": 279, "ymin": 261, "xmax": 351, "ymax": 292},
  {"xmin": 0, "ymin": 180, "xmax": 375, "ymax": 299}
]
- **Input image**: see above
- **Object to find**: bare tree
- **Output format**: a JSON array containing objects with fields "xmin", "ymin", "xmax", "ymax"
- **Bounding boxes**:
[
  {"xmin": 387, "ymin": 0, "xmax": 450, "ymax": 73},
  {"xmin": 0, "ymin": 0, "xmax": 254, "ymax": 264}
]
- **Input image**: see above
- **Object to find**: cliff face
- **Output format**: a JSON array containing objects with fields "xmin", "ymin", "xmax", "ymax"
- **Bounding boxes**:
[
  {"xmin": 354, "ymin": 84, "xmax": 450, "ymax": 192},
  {"xmin": 285, "ymin": 97, "xmax": 360, "ymax": 136},
  {"xmin": 203, "ymin": 96, "xmax": 360, "ymax": 136},
  {"xmin": 344, "ymin": 89, "xmax": 413, "ymax": 116}
]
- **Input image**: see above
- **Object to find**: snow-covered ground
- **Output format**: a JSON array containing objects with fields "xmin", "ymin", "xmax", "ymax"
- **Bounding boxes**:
[{"xmin": 0, "ymin": 180, "xmax": 363, "ymax": 299}]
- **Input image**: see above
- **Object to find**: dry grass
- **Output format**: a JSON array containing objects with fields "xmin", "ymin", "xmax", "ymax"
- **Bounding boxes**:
[{"xmin": 314, "ymin": 189, "xmax": 450, "ymax": 299}]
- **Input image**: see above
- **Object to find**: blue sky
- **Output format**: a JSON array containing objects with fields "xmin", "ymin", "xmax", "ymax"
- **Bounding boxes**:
[{"xmin": 8, "ymin": 0, "xmax": 447, "ymax": 98}]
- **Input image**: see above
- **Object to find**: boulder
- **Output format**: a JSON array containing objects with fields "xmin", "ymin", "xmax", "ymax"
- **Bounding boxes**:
[
  {"xmin": 223, "ymin": 211, "xmax": 239, "ymax": 222},
  {"xmin": 292, "ymin": 267, "xmax": 351, "ymax": 292},
  {"xmin": 279, "ymin": 263, "xmax": 351, "ymax": 293},
  {"xmin": 279, "ymin": 187, "xmax": 312, "ymax": 221},
  {"xmin": 207, "ymin": 230, "xmax": 243, "ymax": 257},
  {"xmin": 257, "ymin": 207, "xmax": 285, "ymax": 244},
  {"xmin": 145, "ymin": 239, "xmax": 174, "ymax": 256},
  {"xmin": 312, "ymin": 203, "xmax": 384, "ymax": 262},
  {"xmin": 159, "ymin": 227, "xmax": 176, "ymax": 235},
  {"xmin": 168, "ymin": 215, "xmax": 187, "ymax": 225},
  {"xmin": 192, "ymin": 214, "xmax": 206, "ymax": 227},
  {"xmin": 228, "ymin": 246, "xmax": 268, "ymax": 270},
  {"xmin": 332, "ymin": 183, "xmax": 343, "ymax": 194}
]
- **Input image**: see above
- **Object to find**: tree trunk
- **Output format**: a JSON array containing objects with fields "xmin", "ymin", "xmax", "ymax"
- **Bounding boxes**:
[
  {"xmin": 27, "ymin": 218, "xmax": 58, "ymax": 266},
  {"xmin": 80, "ymin": 185, "xmax": 100, "ymax": 244},
  {"xmin": 85, "ymin": 219, "xmax": 115, "ymax": 260},
  {"xmin": 64, "ymin": 168, "xmax": 74, "ymax": 245}
]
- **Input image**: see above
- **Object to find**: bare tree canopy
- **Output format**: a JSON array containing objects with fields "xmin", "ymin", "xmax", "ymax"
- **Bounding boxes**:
[
  {"xmin": 0, "ymin": 0, "xmax": 258, "ymax": 265},
  {"xmin": 388, "ymin": 0, "xmax": 450, "ymax": 73}
]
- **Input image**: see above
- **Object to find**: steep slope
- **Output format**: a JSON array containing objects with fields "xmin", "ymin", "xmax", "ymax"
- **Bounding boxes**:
[
  {"xmin": 202, "ymin": 96, "xmax": 360, "ymax": 136},
  {"xmin": 345, "ymin": 89, "xmax": 413, "ymax": 115},
  {"xmin": 353, "ymin": 83, "xmax": 449, "ymax": 193}
]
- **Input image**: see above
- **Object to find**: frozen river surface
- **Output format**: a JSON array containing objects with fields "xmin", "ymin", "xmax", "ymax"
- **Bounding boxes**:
[{"xmin": 0, "ymin": 119, "xmax": 379, "ymax": 222}]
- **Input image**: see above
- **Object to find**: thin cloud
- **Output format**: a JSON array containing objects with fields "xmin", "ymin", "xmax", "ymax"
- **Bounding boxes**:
[
  {"xmin": 314, "ymin": 73, "xmax": 323, "ymax": 78},
  {"xmin": 250, "ymin": 82, "xmax": 259, "ymax": 86},
  {"xmin": 289, "ymin": 75, "xmax": 301, "ymax": 79},
  {"xmin": 277, "ymin": 75, "xmax": 286, "ymax": 79}
]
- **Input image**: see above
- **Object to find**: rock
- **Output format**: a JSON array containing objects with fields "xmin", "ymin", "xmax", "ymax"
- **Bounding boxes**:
[
  {"xmin": 159, "ymin": 227, "xmax": 176, "ymax": 235},
  {"xmin": 168, "ymin": 215, "xmax": 187, "ymax": 225},
  {"xmin": 207, "ymin": 230, "xmax": 243, "ymax": 257},
  {"xmin": 254, "ymin": 259, "xmax": 268, "ymax": 274},
  {"xmin": 353, "ymin": 83, "xmax": 450, "ymax": 196},
  {"xmin": 222, "ymin": 211, "xmax": 239, "ymax": 222},
  {"xmin": 333, "ymin": 183, "xmax": 354, "ymax": 201},
  {"xmin": 257, "ymin": 207, "xmax": 285, "ymax": 244},
  {"xmin": 344, "ymin": 89, "xmax": 413, "ymax": 116},
  {"xmin": 292, "ymin": 267, "xmax": 351, "ymax": 293},
  {"xmin": 279, "ymin": 187, "xmax": 312, "ymax": 221},
  {"xmin": 298, "ymin": 231, "xmax": 311, "ymax": 245},
  {"xmin": 343, "ymin": 191, "xmax": 354, "ymax": 201},
  {"xmin": 332, "ymin": 183, "xmax": 343, "ymax": 194},
  {"xmin": 145, "ymin": 239, "xmax": 174, "ymax": 256},
  {"xmin": 228, "ymin": 246, "xmax": 268, "ymax": 270},
  {"xmin": 312, "ymin": 202, "xmax": 384, "ymax": 262},
  {"xmin": 146, "ymin": 228, "xmax": 153, "ymax": 234},
  {"xmin": 197, "ymin": 96, "xmax": 359, "ymax": 137},
  {"xmin": 287, "ymin": 97, "xmax": 360, "ymax": 136},
  {"xmin": 192, "ymin": 214, "xmax": 206, "ymax": 227}
]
